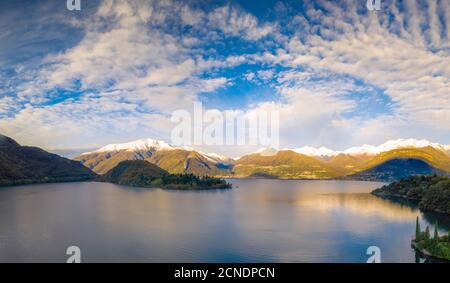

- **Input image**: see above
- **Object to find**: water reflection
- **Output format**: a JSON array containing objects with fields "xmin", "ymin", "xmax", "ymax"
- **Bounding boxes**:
[
  {"xmin": 298, "ymin": 193, "xmax": 420, "ymax": 222},
  {"xmin": 0, "ymin": 180, "xmax": 448, "ymax": 262}
]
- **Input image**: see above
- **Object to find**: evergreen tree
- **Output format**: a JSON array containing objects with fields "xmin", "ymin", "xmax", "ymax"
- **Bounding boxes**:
[
  {"xmin": 433, "ymin": 224, "xmax": 439, "ymax": 244},
  {"xmin": 415, "ymin": 216, "xmax": 421, "ymax": 241},
  {"xmin": 425, "ymin": 226, "xmax": 431, "ymax": 242}
]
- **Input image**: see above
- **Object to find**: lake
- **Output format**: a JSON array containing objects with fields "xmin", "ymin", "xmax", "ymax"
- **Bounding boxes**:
[{"xmin": 0, "ymin": 179, "xmax": 448, "ymax": 262}]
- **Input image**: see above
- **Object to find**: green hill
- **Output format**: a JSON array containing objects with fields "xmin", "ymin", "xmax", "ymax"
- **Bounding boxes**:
[
  {"xmin": 0, "ymin": 134, "xmax": 96, "ymax": 186},
  {"xmin": 372, "ymin": 175, "xmax": 450, "ymax": 214},
  {"xmin": 100, "ymin": 160, "xmax": 231, "ymax": 190},
  {"xmin": 99, "ymin": 160, "xmax": 167, "ymax": 186}
]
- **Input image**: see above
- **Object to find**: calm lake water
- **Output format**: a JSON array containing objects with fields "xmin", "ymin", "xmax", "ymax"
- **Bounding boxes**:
[{"xmin": 0, "ymin": 179, "xmax": 448, "ymax": 263}]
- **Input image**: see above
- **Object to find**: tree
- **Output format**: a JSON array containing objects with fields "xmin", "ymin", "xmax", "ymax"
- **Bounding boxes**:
[
  {"xmin": 425, "ymin": 226, "xmax": 431, "ymax": 242},
  {"xmin": 433, "ymin": 224, "xmax": 439, "ymax": 244},
  {"xmin": 415, "ymin": 216, "xmax": 421, "ymax": 241}
]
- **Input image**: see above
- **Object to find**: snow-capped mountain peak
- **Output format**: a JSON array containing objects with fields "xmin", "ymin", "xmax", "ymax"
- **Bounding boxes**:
[
  {"xmin": 343, "ymin": 139, "xmax": 448, "ymax": 156},
  {"xmin": 82, "ymin": 137, "xmax": 449, "ymax": 160},
  {"xmin": 293, "ymin": 138, "xmax": 449, "ymax": 157},
  {"xmin": 82, "ymin": 138, "xmax": 176, "ymax": 155},
  {"xmin": 292, "ymin": 146, "xmax": 338, "ymax": 157},
  {"xmin": 81, "ymin": 138, "xmax": 234, "ymax": 164},
  {"xmin": 197, "ymin": 151, "xmax": 234, "ymax": 163}
]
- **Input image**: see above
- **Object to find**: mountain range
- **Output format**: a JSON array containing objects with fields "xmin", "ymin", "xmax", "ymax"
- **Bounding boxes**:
[
  {"xmin": 3, "ymin": 132, "xmax": 448, "ymax": 185},
  {"xmin": 0, "ymin": 134, "xmax": 96, "ymax": 186},
  {"xmin": 74, "ymin": 139, "xmax": 233, "ymax": 176},
  {"xmin": 74, "ymin": 138, "xmax": 450, "ymax": 181}
]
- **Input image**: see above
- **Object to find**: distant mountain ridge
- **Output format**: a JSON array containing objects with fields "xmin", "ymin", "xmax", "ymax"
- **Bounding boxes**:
[
  {"xmin": 0, "ymin": 134, "xmax": 96, "ymax": 186},
  {"xmin": 81, "ymin": 138, "xmax": 232, "ymax": 163},
  {"xmin": 74, "ymin": 137, "xmax": 450, "ymax": 181},
  {"xmin": 75, "ymin": 138, "xmax": 234, "ymax": 176},
  {"xmin": 4, "ymin": 132, "xmax": 448, "ymax": 186},
  {"xmin": 292, "ymin": 139, "xmax": 450, "ymax": 157},
  {"xmin": 235, "ymin": 146, "xmax": 450, "ymax": 180},
  {"xmin": 234, "ymin": 150, "xmax": 341, "ymax": 179}
]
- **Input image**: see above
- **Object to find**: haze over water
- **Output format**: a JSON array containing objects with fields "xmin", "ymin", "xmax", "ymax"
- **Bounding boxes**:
[{"xmin": 0, "ymin": 180, "xmax": 448, "ymax": 262}]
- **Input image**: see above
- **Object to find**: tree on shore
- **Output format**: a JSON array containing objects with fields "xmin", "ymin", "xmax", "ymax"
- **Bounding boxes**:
[
  {"xmin": 415, "ymin": 216, "xmax": 421, "ymax": 241},
  {"xmin": 425, "ymin": 226, "xmax": 431, "ymax": 242},
  {"xmin": 433, "ymin": 224, "xmax": 439, "ymax": 244}
]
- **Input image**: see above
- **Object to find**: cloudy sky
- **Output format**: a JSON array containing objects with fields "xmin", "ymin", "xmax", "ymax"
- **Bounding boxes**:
[{"xmin": 0, "ymin": 0, "xmax": 449, "ymax": 157}]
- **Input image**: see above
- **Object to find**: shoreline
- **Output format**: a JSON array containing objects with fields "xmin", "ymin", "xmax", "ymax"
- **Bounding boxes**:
[
  {"xmin": 411, "ymin": 240, "xmax": 450, "ymax": 263},
  {"xmin": 1, "ymin": 177, "xmax": 387, "ymax": 188},
  {"xmin": 221, "ymin": 176, "xmax": 387, "ymax": 182},
  {"xmin": 372, "ymin": 192, "xmax": 450, "ymax": 216}
]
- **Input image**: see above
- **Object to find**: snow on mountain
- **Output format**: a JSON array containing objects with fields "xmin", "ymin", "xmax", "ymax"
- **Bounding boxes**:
[
  {"xmin": 203, "ymin": 152, "xmax": 229, "ymax": 161},
  {"xmin": 293, "ymin": 146, "xmax": 338, "ymax": 157},
  {"xmin": 197, "ymin": 151, "xmax": 234, "ymax": 164},
  {"xmin": 344, "ymin": 139, "xmax": 449, "ymax": 155},
  {"xmin": 82, "ymin": 138, "xmax": 176, "ymax": 155},
  {"xmin": 81, "ymin": 138, "xmax": 233, "ymax": 164},
  {"xmin": 82, "ymin": 138, "xmax": 450, "ymax": 161},
  {"xmin": 253, "ymin": 147, "xmax": 279, "ymax": 156},
  {"xmin": 293, "ymin": 139, "xmax": 450, "ymax": 157}
]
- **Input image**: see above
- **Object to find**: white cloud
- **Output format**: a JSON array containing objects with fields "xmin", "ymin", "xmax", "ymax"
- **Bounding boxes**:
[
  {"xmin": 207, "ymin": 5, "xmax": 274, "ymax": 40},
  {"xmin": 1, "ymin": 0, "xmax": 254, "ymax": 149},
  {"xmin": 244, "ymin": 72, "xmax": 255, "ymax": 81},
  {"xmin": 1, "ymin": 0, "xmax": 449, "ymax": 155},
  {"xmin": 251, "ymin": 0, "xmax": 450, "ymax": 148}
]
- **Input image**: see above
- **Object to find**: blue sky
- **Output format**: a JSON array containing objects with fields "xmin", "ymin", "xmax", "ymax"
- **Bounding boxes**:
[{"xmin": 0, "ymin": 0, "xmax": 449, "ymax": 156}]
